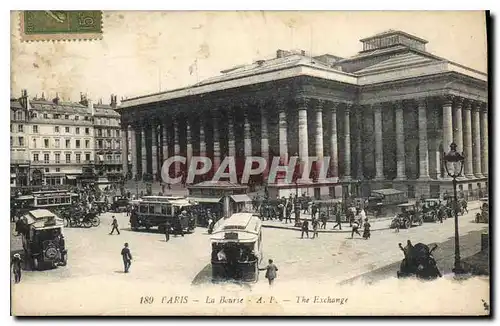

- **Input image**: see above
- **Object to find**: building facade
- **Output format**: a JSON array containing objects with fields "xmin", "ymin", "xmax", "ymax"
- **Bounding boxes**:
[
  {"xmin": 94, "ymin": 95, "xmax": 127, "ymax": 185},
  {"xmin": 10, "ymin": 97, "xmax": 30, "ymax": 187},
  {"xmin": 120, "ymin": 31, "xmax": 487, "ymax": 199}
]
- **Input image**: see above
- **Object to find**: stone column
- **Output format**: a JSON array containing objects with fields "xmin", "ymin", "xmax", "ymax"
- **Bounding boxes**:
[
  {"xmin": 140, "ymin": 128, "xmax": 147, "ymax": 178},
  {"xmin": 121, "ymin": 127, "xmax": 129, "ymax": 176},
  {"xmin": 186, "ymin": 120, "xmax": 193, "ymax": 169},
  {"xmin": 480, "ymin": 103, "xmax": 488, "ymax": 177},
  {"xmin": 394, "ymin": 101, "xmax": 406, "ymax": 180},
  {"xmin": 212, "ymin": 113, "xmax": 221, "ymax": 172},
  {"xmin": 472, "ymin": 102, "xmax": 483, "ymax": 178},
  {"xmin": 344, "ymin": 104, "xmax": 352, "ymax": 181},
  {"xmin": 173, "ymin": 120, "xmax": 180, "ymax": 176},
  {"xmin": 130, "ymin": 126, "xmax": 138, "ymax": 180},
  {"xmin": 278, "ymin": 99, "xmax": 288, "ymax": 163},
  {"xmin": 151, "ymin": 125, "xmax": 158, "ymax": 181},
  {"xmin": 227, "ymin": 110, "xmax": 236, "ymax": 157},
  {"xmin": 243, "ymin": 110, "xmax": 252, "ymax": 157},
  {"xmin": 453, "ymin": 97, "xmax": 464, "ymax": 153},
  {"xmin": 315, "ymin": 101, "xmax": 324, "ymax": 160},
  {"xmin": 329, "ymin": 103, "xmax": 339, "ymax": 179},
  {"xmin": 162, "ymin": 124, "xmax": 169, "ymax": 167},
  {"xmin": 417, "ymin": 99, "xmax": 430, "ymax": 179},
  {"xmin": 260, "ymin": 101, "xmax": 269, "ymax": 174},
  {"xmin": 199, "ymin": 118, "xmax": 206, "ymax": 158},
  {"xmin": 297, "ymin": 97, "xmax": 309, "ymax": 165},
  {"xmin": 442, "ymin": 95, "xmax": 454, "ymax": 179},
  {"xmin": 463, "ymin": 101, "xmax": 474, "ymax": 178},
  {"xmin": 355, "ymin": 107, "xmax": 363, "ymax": 180},
  {"xmin": 373, "ymin": 104, "xmax": 384, "ymax": 180}
]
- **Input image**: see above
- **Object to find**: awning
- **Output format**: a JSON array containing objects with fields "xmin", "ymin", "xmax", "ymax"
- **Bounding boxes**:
[
  {"xmin": 66, "ymin": 176, "xmax": 77, "ymax": 180},
  {"xmin": 230, "ymin": 194, "xmax": 252, "ymax": 203},
  {"xmin": 188, "ymin": 197, "xmax": 222, "ymax": 204}
]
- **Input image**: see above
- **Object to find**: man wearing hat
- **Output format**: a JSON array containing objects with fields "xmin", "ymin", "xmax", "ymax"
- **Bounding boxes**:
[
  {"xmin": 110, "ymin": 216, "xmax": 120, "ymax": 235},
  {"xmin": 11, "ymin": 253, "xmax": 22, "ymax": 283},
  {"xmin": 121, "ymin": 243, "xmax": 132, "ymax": 273}
]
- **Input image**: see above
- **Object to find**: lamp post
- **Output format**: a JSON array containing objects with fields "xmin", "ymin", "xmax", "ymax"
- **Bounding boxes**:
[{"xmin": 443, "ymin": 142, "xmax": 466, "ymax": 275}]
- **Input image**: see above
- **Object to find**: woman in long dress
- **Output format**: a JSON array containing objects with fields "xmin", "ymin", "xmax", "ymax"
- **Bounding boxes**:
[{"xmin": 362, "ymin": 218, "xmax": 371, "ymax": 239}]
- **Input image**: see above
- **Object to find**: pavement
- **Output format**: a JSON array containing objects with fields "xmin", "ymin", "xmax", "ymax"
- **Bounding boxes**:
[
  {"xmin": 261, "ymin": 200, "xmax": 484, "ymax": 233},
  {"xmin": 10, "ymin": 202, "xmax": 489, "ymax": 315}
]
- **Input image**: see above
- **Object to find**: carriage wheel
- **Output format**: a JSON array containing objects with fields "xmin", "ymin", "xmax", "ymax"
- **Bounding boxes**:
[
  {"xmin": 404, "ymin": 219, "xmax": 411, "ymax": 229},
  {"xmin": 91, "ymin": 217, "xmax": 100, "ymax": 227}
]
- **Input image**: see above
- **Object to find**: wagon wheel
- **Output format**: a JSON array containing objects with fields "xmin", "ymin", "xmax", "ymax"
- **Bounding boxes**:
[
  {"xmin": 91, "ymin": 217, "xmax": 100, "ymax": 227},
  {"xmin": 404, "ymin": 219, "xmax": 411, "ymax": 229}
]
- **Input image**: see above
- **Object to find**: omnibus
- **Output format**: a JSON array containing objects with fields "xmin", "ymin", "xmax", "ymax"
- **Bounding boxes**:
[
  {"xmin": 12, "ymin": 190, "xmax": 79, "ymax": 218},
  {"xmin": 129, "ymin": 196, "xmax": 197, "ymax": 233},
  {"xmin": 210, "ymin": 213, "xmax": 263, "ymax": 283}
]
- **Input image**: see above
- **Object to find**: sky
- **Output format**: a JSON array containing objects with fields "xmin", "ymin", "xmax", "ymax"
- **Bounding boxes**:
[{"xmin": 10, "ymin": 11, "xmax": 487, "ymax": 104}]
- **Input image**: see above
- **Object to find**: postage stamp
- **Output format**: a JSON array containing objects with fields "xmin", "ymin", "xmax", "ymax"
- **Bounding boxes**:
[{"xmin": 20, "ymin": 10, "xmax": 102, "ymax": 42}]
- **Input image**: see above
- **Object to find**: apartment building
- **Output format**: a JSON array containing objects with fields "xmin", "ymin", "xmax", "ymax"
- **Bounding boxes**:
[
  {"xmin": 10, "ymin": 97, "xmax": 29, "ymax": 187},
  {"xmin": 26, "ymin": 94, "xmax": 95, "ymax": 186}
]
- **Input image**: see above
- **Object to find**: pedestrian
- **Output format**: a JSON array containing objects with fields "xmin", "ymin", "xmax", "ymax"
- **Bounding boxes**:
[
  {"xmin": 285, "ymin": 204, "xmax": 292, "ymax": 224},
  {"xmin": 11, "ymin": 253, "xmax": 22, "ymax": 284},
  {"xmin": 351, "ymin": 220, "xmax": 361, "ymax": 239},
  {"xmin": 110, "ymin": 216, "xmax": 120, "ymax": 235},
  {"xmin": 301, "ymin": 219, "xmax": 309, "ymax": 239},
  {"xmin": 312, "ymin": 218, "xmax": 319, "ymax": 239},
  {"xmin": 362, "ymin": 218, "xmax": 371, "ymax": 239},
  {"xmin": 394, "ymin": 215, "xmax": 400, "ymax": 232},
  {"xmin": 164, "ymin": 222, "xmax": 171, "ymax": 242},
  {"xmin": 121, "ymin": 243, "xmax": 132, "ymax": 273},
  {"xmin": 312, "ymin": 204, "xmax": 318, "ymax": 220},
  {"xmin": 332, "ymin": 209, "xmax": 342, "ymax": 230},
  {"xmin": 260, "ymin": 259, "xmax": 278, "ymax": 286},
  {"xmin": 320, "ymin": 212, "xmax": 327, "ymax": 229}
]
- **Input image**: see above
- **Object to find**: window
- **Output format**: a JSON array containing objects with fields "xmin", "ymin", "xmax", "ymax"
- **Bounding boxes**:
[
  {"xmin": 106, "ymin": 139, "xmax": 111, "ymax": 149},
  {"xmin": 18, "ymin": 137, "xmax": 24, "ymax": 146},
  {"xmin": 55, "ymin": 153, "xmax": 60, "ymax": 164},
  {"xmin": 33, "ymin": 125, "xmax": 38, "ymax": 133},
  {"xmin": 44, "ymin": 139, "xmax": 49, "ymax": 148},
  {"xmin": 43, "ymin": 113, "xmax": 48, "ymax": 119},
  {"xmin": 85, "ymin": 153, "xmax": 90, "ymax": 161},
  {"xmin": 76, "ymin": 140, "xmax": 81, "ymax": 148},
  {"xmin": 98, "ymin": 140, "xmax": 103, "ymax": 149},
  {"xmin": 10, "ymin": 136, "xmax": 13, "ymax": 146},
  {"xmin": 56, "ymin": 168, "xmax": 60, "ymax": 172},
  {"xmin": 45, "ymin": 168, "xmax": 49, "ymax": 173},
  {"xmin": 116, "ymin": 140, "xmax": 121, "ymax": 149},
  {"xmin": 10, "ymin": 124, "xmax": 12, "ymax": 132},
  {"xmin": 33, "ymin": 154, "xmax": 39, "ymax": 162},
  {"xmin": 32, "ymin": 138, "xmax": 37, "ymax": 148},
  {"xmin": 65, "ymin": 126, "xmax": 70, "ymax": 133},
  {"xmin": 115, "ymin": 154, "xmax": 121, "ymax": 162},
  {"xmin": 97, "ymin": 129, "xmax": 102, "ymax": 137},
  {"xmin": 116, "ymin": 129, "xmax": 120, "ymax": 137},
  {"xmin": 66, "ymin": 153, "xmax": 71, "ymax": 163},
  {"xmin": 107, "ymin": 129, "xmax": 111, "ymax": 137},
  {"xmin": 17, "ymin": 111, "xmax": 22, "ymax": 120},
  {"xmin": 85, "ymin": 127, "xmax": 90, "ymax": 135},
  {"xmin": 75, "ymin": 116, "xmax": 79, "ymax": 121},
  {"xmin": 55, "ymin": 139, "xmax": 60, "ymax": 148},
  {"xmin": 76, "ymin": 154, "xmax": 81, "ymax": 163},
  {"xmin": 106, "ymin": 154, "xmax": 112, "ymax": 162},
  {"xmin": 18, "ymin": 124, "xmax": 23, "ymax": 132},
  {"xmin": 76, "ymin": 127, "xmax": 80, "ymax": 135},
  {"xmin": 44, "ymin": 153, "xmax": 49, "ymax": 164},
  {"xmin": 85, "ymin": 139, "xmax": 90, "ymax": 148},
  {"xmin": 65, "ymin": 139, "xmax": 70, "ymax": 148},
  {"xmin": 32, "ymin": 112, "xmax": 38, "ymax": 118},
  {"xmin": 54, "ymin": 126, "xmax": 60, "ymax": 133},
  {"xmin": 65, "ymin": 114, "xmax": 69, "ymax": 120}
]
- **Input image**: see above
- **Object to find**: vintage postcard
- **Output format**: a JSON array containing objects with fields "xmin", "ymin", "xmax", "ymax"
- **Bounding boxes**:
[{"xmin": 9, "ymin": 11, "xmax": 490, "ymax": 316}]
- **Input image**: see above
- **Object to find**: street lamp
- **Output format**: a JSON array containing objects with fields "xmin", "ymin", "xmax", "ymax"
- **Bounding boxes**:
[{"xmin": 443, "ymin": 142, "xmax": 466, "ymax": 275}]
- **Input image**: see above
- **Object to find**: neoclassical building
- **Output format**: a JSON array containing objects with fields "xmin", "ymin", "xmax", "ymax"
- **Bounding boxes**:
[{"xmin": 118, "ymin": 30, "xmax": 488, "ymax": 199}]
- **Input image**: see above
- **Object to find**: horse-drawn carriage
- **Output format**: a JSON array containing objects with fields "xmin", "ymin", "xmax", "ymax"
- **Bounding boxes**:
[
  {"xmin": 397, "ymin": 240, "xmax": 442, "ymax": 280},
  {"xmin": 390, "ymin": 203, "xmax": 423, "ymax": 229}
]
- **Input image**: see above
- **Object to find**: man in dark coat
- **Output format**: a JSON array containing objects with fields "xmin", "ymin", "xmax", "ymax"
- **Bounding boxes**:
[
  {"xmin": 110, "ymin": 216, "xmax": 120, "ymax": 235},
  {"xmin": 301, "ymin": 220, "xmax": 309, "ymax": 239},
  {"xmin": 332, "ymin": 208, "xmax": 342, "ymax": 230},
  {"xmin": 121, "ymin": 243, "xmax": 132, "ymax": 273}
]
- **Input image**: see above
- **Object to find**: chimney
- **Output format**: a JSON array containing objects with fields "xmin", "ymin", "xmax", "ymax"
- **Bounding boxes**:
[
  {"xmin": 88, "ymin": 98, "xmax": 95, "ymax": 116},
  {"xmin": 110, "ymin": 94, "xmax": 117, "ymax": 108},
  {"xmin": 52, "ymin": 93, "xmax": 60, "ymax": 105},
  {"xmin": 79, "ymin": 92, "xmax": 88, "ymax": 106},
  {"xmin": 276, "ymin": 49, "xmax": 284, "ymax": 58}
]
